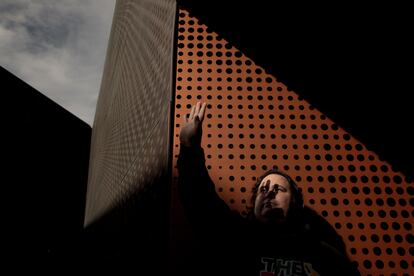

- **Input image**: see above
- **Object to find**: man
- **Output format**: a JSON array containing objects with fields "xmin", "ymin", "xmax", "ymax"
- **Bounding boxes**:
[{"xmin": 177, "ymin": 102, "xmax": 360, "ymax": 276}]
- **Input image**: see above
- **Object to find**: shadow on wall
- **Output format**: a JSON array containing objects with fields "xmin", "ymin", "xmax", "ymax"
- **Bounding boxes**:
[{"xmin": 1, "ymin": 66, "xmax": 91, "ymax": 273}]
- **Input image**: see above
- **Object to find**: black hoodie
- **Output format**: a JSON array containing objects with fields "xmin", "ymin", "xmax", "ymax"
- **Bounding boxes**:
[{"xmin": 177, "ymin": 145, "xmax": 361, "ymax": 276}]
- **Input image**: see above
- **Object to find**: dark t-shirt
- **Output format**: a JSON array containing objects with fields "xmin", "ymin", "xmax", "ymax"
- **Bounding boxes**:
[{"xmin": 177, "ymin": 145, "xmax": 360, "ymax": 276}]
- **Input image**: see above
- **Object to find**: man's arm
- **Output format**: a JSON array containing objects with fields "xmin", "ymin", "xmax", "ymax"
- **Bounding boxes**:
[{"xmin": 177, "ymin": 102, "xmax": 241, "ymax": 232}]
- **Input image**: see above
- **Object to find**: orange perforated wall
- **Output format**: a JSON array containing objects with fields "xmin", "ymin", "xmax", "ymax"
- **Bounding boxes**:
[{"xmin": 172, "ymin": 9, "xmax": 414, "ymax": 276}]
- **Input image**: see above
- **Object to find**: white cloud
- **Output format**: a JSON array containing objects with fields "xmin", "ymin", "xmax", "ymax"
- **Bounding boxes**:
[{"xmin": 0, "ymin": 0, "xmax": 116, "ymax": 125}]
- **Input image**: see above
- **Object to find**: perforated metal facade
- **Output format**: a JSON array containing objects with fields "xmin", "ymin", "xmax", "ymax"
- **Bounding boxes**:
[
  {"xmin": 172, "ymin": 10, "xmax": 414, "ymax": 276},
  {"xmin": 85, "ymin": 0, "xmax": 176, "ymax": 226},
  {"xmin": 84, "ymin": 3, "xmax": 413, "ymax": 274}
]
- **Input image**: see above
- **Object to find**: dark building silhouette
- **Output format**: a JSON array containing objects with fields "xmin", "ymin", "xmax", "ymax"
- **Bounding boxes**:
[{"xmin": 1, "ymin": 66, "xmax": 91, "ymax": 271}]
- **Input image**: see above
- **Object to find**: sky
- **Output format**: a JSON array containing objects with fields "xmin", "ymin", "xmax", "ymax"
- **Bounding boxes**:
[{"xmin": 0, "ymin": 0, "xmax": 116, "ymax": 126}]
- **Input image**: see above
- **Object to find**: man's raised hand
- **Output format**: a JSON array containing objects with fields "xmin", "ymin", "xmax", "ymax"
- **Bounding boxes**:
[{"xmin": 180, "ymin": 102, "xmax": 207, "ymax": 147}]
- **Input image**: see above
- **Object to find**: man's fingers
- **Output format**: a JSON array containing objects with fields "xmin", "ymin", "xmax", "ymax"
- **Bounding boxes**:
[
  {"xmin": 198, "ymin": 102, "xmax": 207, "ymax": 121},
  {"xmin": 185, "ymin": 102, "xmax": 206, "ymax": 124},
  {"xmin": 189, "ymin": 104, "xmax": 196, "ymax": 120},
  {"xmin": 194, "ymin": 101, "xmax": 201, "ymax": 117},
  {"xmin": 182, "ymin": 113, "xmax": 188, "ymax": 124}
]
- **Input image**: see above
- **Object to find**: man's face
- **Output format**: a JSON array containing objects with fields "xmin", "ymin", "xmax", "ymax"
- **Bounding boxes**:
[{"xmin": 254, "ymin": 174, "xmax": 292, "ymax": 224}]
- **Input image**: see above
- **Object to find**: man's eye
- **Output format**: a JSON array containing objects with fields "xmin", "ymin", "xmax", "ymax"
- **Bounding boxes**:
[{"xmin": 260, "ymin": 187, "xmax": 268, "ymax": 193}]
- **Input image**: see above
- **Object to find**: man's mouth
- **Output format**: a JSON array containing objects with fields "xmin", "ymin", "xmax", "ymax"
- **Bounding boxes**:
[
  {"xmin": 263, "ymin": 207, "xmax": 284, "ymax": 219},
  {"xmin": 263, "ymin": 201, "xmax": 276, "ymax": 209},
  {"xmin": 262, "ymin": 202, "xmax": 284, "ymax": 218}
]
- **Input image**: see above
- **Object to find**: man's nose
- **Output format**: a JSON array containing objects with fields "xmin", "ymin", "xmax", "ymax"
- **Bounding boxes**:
[{"xmin": 265, "ymin": 187, "xmax": 278, "ymax": 198}]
